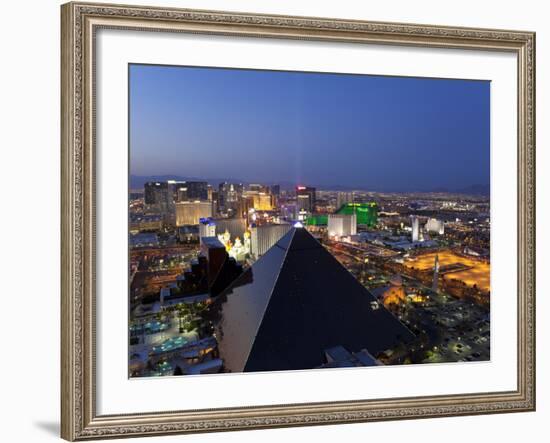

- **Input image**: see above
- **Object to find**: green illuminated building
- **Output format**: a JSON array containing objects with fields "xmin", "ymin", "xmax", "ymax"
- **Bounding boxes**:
[
  {"xmin": 336, "ymin": 203, "xmax": 378, "ymax": 226},
  {"xmin": 305, "ymin": 202, "xmax": 378, "ymax": 227},
  {"xmin": 305, "ymin": 214, "xmax": 328, "ymax": 226}
]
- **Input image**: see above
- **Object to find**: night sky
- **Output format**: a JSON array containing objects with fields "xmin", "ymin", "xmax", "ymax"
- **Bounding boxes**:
[{"xmin": 129, "ymin": 64, "xmax": 490, "ymax": 192}]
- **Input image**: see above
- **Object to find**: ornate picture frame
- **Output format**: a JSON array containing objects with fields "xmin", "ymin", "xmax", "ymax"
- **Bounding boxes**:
[{"xmin": 61, "ymin": 2, "xmax": 535, "ymax": 440}]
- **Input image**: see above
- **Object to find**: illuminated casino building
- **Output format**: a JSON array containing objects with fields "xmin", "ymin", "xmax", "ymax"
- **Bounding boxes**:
[
  {"xmin": 218, "ymin": 182, "xmax": 243, "ymax": 214},
  {"xmin": 425, "ymin": 218, "xmax": 445, "ymax": 235},
  {"xmin": 144, "ymin": 181, "xmax": 173, "ymax": 215},
  {"xmin": 305, "ymin": 202, "xmax": 378, "ymax": 228},
  {"xmin": 175, "ymin": 201, "xmax": 213, "ymax": 226},
  {"xmin": 304, "ymin": 214, "xmax": 328, "ymax": 226},
  {"xmin": 250, "ymin": 193, "xmax": 273, "ymax": 211},
  {"xmin": 296, "ymin": 185, "xmax": 316, "ymax": 213},
  {"xmin": 327, "ymin": 213, "xmax": 357, "ymax": 238},
  {"xmin": 250, "ymin": 223, "xmax": 292, "ymax": 258},
  {"xmin": 144, "ymin": 180, "xmax": 211, "ymax": 218},
  {"xmin": 130, "ymin": 214, "xmax": 163, "ymax": 233},
  {"xmin": 169, "ymin": 180, "xmax": 209, "ymax": 202},
  {"xmin": 337, "ymin": 202, "xmax": 378, "ymax": 226}
]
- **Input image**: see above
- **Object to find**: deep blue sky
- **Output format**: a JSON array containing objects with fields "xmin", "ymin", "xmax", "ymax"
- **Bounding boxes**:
[{"xmin": 129, "ymin": 64, "xmax": 490, "ymax": 192}]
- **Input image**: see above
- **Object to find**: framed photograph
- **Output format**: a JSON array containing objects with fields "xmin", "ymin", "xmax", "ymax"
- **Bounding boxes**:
[{"xmin": 61, "ymin": 2, "xmax": 536, "ymax": 440}]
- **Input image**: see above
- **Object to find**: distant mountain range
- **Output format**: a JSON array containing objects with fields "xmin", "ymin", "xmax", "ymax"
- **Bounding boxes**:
[
  {"xmin": 424, "ymin": 185, "xmax": 491, "ymax": 196},
  {"xmin": 129, "ymin": 175, "xmax": 490, "ymax": 196},
  {"xmin": 431, "ymin": 184, "xmax": 490, "ymax": 196}
]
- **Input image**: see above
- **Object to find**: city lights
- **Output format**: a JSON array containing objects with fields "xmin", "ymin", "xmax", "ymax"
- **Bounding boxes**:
[{"xmin": 127, "ymin": 64, "xmax": 490, "ymax": 377}]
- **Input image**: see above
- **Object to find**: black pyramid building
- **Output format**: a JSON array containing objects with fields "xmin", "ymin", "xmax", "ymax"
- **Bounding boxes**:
[{"xmin": 210, "ymin": 227, "xmax": 415, "ymax": 373}]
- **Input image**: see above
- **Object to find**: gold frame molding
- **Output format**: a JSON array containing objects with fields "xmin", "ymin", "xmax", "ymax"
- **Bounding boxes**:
[{"xmin": 61, "ymin": 2, "xmax": 536, "ymax": 440}]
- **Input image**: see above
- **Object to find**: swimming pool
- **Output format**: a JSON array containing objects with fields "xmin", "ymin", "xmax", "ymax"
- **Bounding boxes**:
[
  {"xmin": 151, "ymin": 336, "xmax": 189, "ymax": 354},
  {"xmin": 130, "ymin": 320, "xmax": 170, "ymax": 336}
]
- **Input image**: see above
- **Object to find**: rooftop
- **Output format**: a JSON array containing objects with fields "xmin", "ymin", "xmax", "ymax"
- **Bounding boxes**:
[
  {"xmin": 200, "ymin": 236, "xmax": 225, "ymax": 249},
  {"xmin": 210, "ymin": 227, "xmax": 415, "ymax": 373}
]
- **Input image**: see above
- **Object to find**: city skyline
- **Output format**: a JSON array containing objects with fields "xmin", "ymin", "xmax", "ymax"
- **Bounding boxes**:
[
  {"xmin": 129, "ymin": 176, "xmax": 491, "ymax": 376},
  {"xmin": 130, "ymin": 64, "xmax": 490, "ymax": 192},
  {"xmin": 128, "ymin": 63, "xmax": 491, "ymax": 378},
  {"xmin": 129, "ymin": 174, "xmax": 490, "ymax": 195}
]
